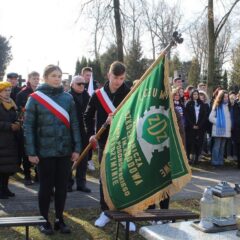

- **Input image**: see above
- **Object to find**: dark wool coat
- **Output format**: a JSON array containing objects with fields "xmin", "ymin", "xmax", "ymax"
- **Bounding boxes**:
[
  {"xmin": 69, "ymin": 88, "xmax": 90, "ymax": 147},
  {"xmin": 184, "ymin": 100, "xmax": 208, "ymax": 153},
  {"xmin": 233, "ymin": 101, "xmax": 240, "ymax": 144},
  {"xmin": 16, "ymin": 84, "xmax": 33, "ymax": 110},
  {"xmin": 0, "ymin": 103, "xmax": 19, "ymax": 173}
]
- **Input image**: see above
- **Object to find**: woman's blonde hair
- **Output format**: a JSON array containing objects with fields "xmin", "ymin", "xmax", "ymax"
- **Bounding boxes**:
[{"xmin": 172, "ymin": 88, "xmax": 179, "ymax": 97}]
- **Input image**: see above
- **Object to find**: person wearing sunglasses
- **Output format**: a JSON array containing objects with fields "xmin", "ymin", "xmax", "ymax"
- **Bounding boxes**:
[{"xmin": 68, "ymin": 76, "xmax": 91, "ymax": 193}]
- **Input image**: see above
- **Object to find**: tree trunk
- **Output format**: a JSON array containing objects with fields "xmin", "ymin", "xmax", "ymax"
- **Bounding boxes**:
[
  {"xmin": 113, "ymin": 0, "xmax": 124, "ymax": 62},
  {"xmin": 207, "ymin": 0, "xmax": 215, "ymax": 95}
]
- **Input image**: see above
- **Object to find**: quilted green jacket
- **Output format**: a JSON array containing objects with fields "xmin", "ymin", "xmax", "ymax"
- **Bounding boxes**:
[{"xmin": 23, "ymin": 83, "xmax": 81, "ymax": 158}]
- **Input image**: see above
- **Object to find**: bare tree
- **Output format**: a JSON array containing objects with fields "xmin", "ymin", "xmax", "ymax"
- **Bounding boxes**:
[
  {"xmin": 140, "ymin": 0, "xmax": 182, "ymax": 59},
  {"xmin": 84, "ymin": 0, "xmax": 111, "ymax": 60},
  {"xmin": 140, "ymin": 0, "xmax": 157, "ymax": 60},
  {"xmin": 113, "ymin": 0, "xmax": 124, "ymax": 61},
  {"xmin": 188, "ymin": 17, "xmax": 231, "ymax": 82},
  {"xmin": 215, "ymin": 22, "xmax": 231, "ymax": 66},
  {"xmin": 120, "ymin": 0, "xmax": 143, "ymax": 55},
  {"xmin": 207, "ymin": 0, "xmax": 240, "ymax": 94},
  {"xmin": 76, "ymin": 0, "xmax": 124, "ymax": 61},
  {"xmin": 188, "ymin": 20, "xmax": 208, "ymax": 78}
]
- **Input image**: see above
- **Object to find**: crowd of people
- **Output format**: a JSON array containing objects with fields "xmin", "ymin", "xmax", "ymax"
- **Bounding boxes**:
[
  {"xmin": 172, "ymin": 77, "xmax": 240, "ymax": 169},
  {"xmin": 0, "ymin": 62, "xmax": 240, "ymax": 236}
]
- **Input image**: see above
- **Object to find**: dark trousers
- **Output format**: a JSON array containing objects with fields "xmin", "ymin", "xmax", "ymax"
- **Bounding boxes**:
[
  {"xmin": 98, "ymin": 147, "xmax": 109, "ymax": 211},
  {"xmin": 0, "ymin": 173, "xmax": 10, "ymax": 193},
  {"xmin": 148, "ymin": 197, "xmax": 170, "ymax": 210},
  {"xmin": 19, "ymin": 131, "xmax": 35, "ymax": 178},
  {"xmin": 68, "ymin": 155, "xmax": 88, "ymax": 188},
  {"xmin": 22, "ymin": 155, "xmax": 32, "ymax": 178},
  {"xmin": 236, "ymin": 143, "xmax": 240, "ymax": 169},
  {"xmin": 38, "ymin": 157, "xmax": 71, "ymax": 221},
  {"xmin": 88, "ymin": 150, "xmax": 93, "ymax": 161}
]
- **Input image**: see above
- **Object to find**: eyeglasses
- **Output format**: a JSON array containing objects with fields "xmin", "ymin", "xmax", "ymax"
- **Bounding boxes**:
[{"xmin": 76, "ymin": 82, "xmax": 85, "ymax": 86}]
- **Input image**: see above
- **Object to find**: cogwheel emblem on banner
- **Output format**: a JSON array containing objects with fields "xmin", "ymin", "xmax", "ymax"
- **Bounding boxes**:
[{"xmin": 137, "ymin": 106, "xmax": 169, "ymax": 164}]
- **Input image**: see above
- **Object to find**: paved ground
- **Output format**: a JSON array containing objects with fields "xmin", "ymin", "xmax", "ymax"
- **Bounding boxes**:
[{"xmin": 0, "ymin": 167, "xmax": 239, "ymax": 216}]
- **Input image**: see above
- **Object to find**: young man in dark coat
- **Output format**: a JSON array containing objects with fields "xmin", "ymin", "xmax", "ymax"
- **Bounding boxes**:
[
  {"xmin": 81, "ymin": 67, "xmax": 99, "ymax": 91},
  {"xmin": 0, "ymin": 81, "xmax": 20, "ymax": 199},
  {"xmin": 81, "ymin": 67, "xmax": 99, "ymax": 171},
  {"xmin": 68, "ymin": 75, "xmax": 91, "ymax": 192},
  {"xmin": 84, "ymin": 61, "xmax": 136, "ymax": 231},
  {"xmin": 16, "ymin": 71, "xmax": 40, "ymax": 185}
]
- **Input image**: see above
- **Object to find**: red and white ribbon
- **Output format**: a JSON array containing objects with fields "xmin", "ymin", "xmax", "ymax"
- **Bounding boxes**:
[
  {"xmin": 95, "ymin": 87, "xmax": 116, "ymax": 114},
  {"xmin": 31, "ymin": 91, "xmax": 70, "ymax": 128}
]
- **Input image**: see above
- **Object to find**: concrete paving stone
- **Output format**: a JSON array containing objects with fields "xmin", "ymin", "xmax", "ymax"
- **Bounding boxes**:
[{"xmin": 0, "ymin": 168, "xmax": 239, "ymax": 216}]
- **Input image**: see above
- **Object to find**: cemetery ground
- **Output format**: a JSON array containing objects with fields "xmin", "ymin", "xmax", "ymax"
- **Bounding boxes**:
[{"xmin": 0, "ymin": 153, "xmax": 239, "ymax": 240}]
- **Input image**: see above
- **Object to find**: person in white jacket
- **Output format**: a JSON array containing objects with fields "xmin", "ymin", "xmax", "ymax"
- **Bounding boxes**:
[{"xmin": 209, "ymin": 90, "xmax": 231, "ymax": 166}]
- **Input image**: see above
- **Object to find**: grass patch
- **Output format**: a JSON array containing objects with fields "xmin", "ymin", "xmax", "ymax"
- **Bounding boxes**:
[
  {"xmin": 0, "ymin": 208, "xmax": 145, "ymax": 240},
  {"xmin": 190, "ymin": 154, "xmax": 238, "ymax": 172},
  {"xmin": 0, "ymin": 200, "xmax": 199, "ymax": 240}
]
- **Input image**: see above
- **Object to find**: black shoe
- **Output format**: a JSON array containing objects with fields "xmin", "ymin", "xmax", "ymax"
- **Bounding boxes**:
[
  {"xmin": 34, "ymin": 175, "xmax": 39, "ymax": 183},
  {"xmin": 5, "ymin": 188, "xmax": 15, "ymax": 197},
  {"xmin": 76, "ymin": 186, "xmax": 91, "ymax": 193},
  {"xmin": 24, "ymin": 177, "xmax": 33, "ymax": 186},
  {"xmin": 17, "ymin": 167, "xmax": 24, "ymax": 174},
  {"xmin": 0, "ymin": 191, "xmax": 8, "ymax": 199},
  {"xmin": 54, "ymin": 221, "xmax": 71, "ymax": 234},
  {"xmin": 39, "ymin": 222, "xmax": 54, "ymax": 235},
  {"xmin": 67, "ymin": 185, "xmax": 73, "ymax": 192}
]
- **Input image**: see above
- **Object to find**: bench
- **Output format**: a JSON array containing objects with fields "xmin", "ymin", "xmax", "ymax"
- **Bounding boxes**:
[
  {"xmin": 0, "ymin": 216, "xmax": 46, "ymax": 240},
  {"xmin": 105, "ymin": 209, "xmax": 199, "ymax": 240}
]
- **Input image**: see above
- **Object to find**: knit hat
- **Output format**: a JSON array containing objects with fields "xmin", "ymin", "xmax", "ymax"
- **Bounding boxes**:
[
  {"xmin": 0, "ymin": 81, "xmax": 12, "ymax": 92},
  {"xmin": 7, "ymin": 72, "xmax": 18, "ymax": 79}
]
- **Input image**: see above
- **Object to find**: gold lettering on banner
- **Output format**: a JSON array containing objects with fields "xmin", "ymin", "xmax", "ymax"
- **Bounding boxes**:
[
  {"xmin": 152, "ymin": 88, "xmax": 158, "ymax": 97},
  {"xmin": 139, "ymin": 88, "xmax": 169, "ymax": 101},
  {"xmin": 124, "ymin": 111, "xmax": 144, "ymax": 186},
  {"xmin": 159, "ymin": 90, "xmax": 168, "ymax": 99},
  {"xmin": 159, "ymin": 162, "xmax": 171, "ymax": 178}
]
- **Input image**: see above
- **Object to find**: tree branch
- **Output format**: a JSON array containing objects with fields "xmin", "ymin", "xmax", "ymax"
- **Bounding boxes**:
[{"xmin": 215, "ymin": 0, "xmax": 240, "ymax": 39}]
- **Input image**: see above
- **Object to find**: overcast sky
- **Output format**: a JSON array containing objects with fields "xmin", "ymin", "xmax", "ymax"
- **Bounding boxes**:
[{"xmin": 0, "ymin": 0, "xmax": 211, "ymax": 79}]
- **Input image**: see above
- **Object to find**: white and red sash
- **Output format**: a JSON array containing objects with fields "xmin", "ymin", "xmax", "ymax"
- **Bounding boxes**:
[
  {"xmin": 95, "ymin": 87, "xmax": 116, "ymax": 114},
  {"xmin": 31, "ymin": 91, "xmax": 70, "ymax": 128}
]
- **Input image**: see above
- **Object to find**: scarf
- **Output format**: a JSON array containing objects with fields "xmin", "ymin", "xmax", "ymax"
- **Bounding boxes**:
[
  {"xmin": 0, "ymin": 96, "xmax": 17, "ymax": 111},
  {"xmin": 216, "ymin": 104, "xmax": 226, "ymax": 136}
]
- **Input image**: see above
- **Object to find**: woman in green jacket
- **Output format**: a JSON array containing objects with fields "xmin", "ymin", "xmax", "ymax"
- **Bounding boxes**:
[{"xmin": 24, "ymin": 65, "xmax": 81, "ymax": 235}]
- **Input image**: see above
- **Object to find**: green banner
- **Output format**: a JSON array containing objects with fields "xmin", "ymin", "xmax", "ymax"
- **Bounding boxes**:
[{"xmin": 101, "ymin": 56, "xmax": 191, "ymax": 213}]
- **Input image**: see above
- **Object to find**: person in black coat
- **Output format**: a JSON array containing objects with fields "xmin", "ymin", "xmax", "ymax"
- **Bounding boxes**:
[
  {"xmin": 0, "ymin": 82, "xmax": 20, "ymax": 199},
  {"xmin": 185, "ymin": 89, "xmax": 208, "ymax": 164},
  {"xmin": 16, "ymin": 71, "xmax": 40, "ymax": 185},
  {"xmin": 6, "ymin": 72, "xmax": 21, "ymax": 102},
  {"xmin": 68, "ymin": 76, "xmax": 91, "ymax": 192},
  {"xmin": 81, "ymin": 67, "xmax": 99, "ymax": 170},
  {"xmin": 233, "ymin": 95, "xmax": 240, "ymax": 169},
  {"xmin": 84, "ymin": 61, "xmax": 135, "ymax": 230}
]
